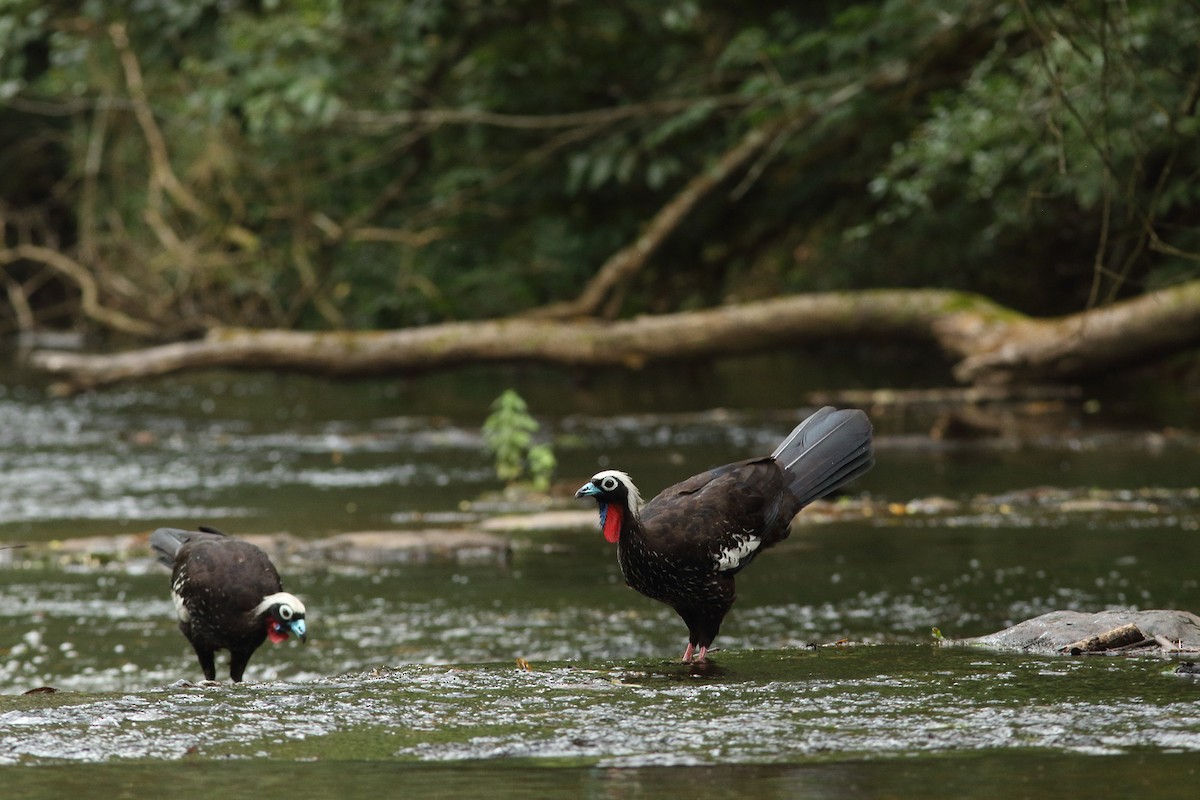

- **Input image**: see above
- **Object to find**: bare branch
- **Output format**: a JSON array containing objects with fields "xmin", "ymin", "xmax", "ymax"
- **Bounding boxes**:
[
  {"xmin": 339, "ymin": 95, "xmax": 749, "ymax": 132},
  {"xmin": 527, "ymin": 59, "xmax": 918, "ymax": 322},
  {"xmin": 526, "ymin": 121, "xmax": 783, "ymax": 321},
  {"xmin": 3, "ymin": 275, "xmax": 36, "ymax": 332},
  {"xmin": 108, "ymin": 23, "xmax": 207, "ymax": 219},
  {"xmin": 0, "ymin": 245, "xmax": 158, "ymax": 336},
  {"xmin": 349, "ymin": 227, "xmax": 452, "ymax": 247}
]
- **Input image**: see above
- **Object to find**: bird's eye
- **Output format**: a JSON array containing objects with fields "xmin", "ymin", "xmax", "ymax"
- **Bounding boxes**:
[
  {"xmin": 600, "ymin": 476, "xmax": 619, "ymax": 492},
  {"xmin": 278, "ymin": 604, "xmax": 294, "ymax": 621}
]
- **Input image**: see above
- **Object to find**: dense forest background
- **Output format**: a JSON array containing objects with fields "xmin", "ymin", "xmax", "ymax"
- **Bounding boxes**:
[{"xmin": 1, "ymin": 0, "xmax": 1198, "ymax": 348}]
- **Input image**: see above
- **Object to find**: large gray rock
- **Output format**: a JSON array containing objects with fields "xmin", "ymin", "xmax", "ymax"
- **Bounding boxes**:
[{"xmin": 955, "ymin": 609, "xmax": 1200, "ymax": 653}]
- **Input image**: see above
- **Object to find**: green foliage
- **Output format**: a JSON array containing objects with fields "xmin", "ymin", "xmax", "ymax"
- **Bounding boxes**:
[
  {"xmin": 2, "ymin": 0, "xmax": 1199, "ymax": 334},
  {"xmin": 482, "ymin": 390, "xmax": 556, "ymax": 492},
  {"xmin": 856, "ymin": 1, "xmax": 1200, "ymax": 307}
]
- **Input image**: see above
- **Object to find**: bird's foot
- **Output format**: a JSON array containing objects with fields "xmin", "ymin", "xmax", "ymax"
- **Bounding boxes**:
[
  {"xmin": 680, "ymin": 643, "xmax": 709, "ymax": 663},
  {"xmin": 681, "ymin": 643, "xmax": 695, "ymax": 662}
]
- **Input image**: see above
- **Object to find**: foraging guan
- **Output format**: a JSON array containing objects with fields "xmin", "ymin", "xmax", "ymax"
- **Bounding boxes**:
[
  {"xmin": 150, "ymin": 526, "xmax": 307, "ymax": 682},
  {"xmin": 576, "ymin": 406, "xmax": 873, "ymax": 662}
]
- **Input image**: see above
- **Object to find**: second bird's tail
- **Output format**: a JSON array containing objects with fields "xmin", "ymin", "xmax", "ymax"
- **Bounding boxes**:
[{"xmin": 149, "ymin": 525, "xmax": 228, "ymax": 568}]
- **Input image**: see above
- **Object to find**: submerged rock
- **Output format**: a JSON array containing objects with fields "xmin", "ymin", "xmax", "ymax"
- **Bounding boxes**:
[
  {"xmin": 481, "ymin": 509, "xmax": 595, "ymax": 532},
  {"xmin": 955, "ymin": 609, "xmax": 1200, "ymax": 654},
  {"xmin": 302, "ymin": 530, "xmax": 511, "ymax": 565},
  {"xmin": 16, "ymin": 528, "xmax": 512, "ymax": 569}
]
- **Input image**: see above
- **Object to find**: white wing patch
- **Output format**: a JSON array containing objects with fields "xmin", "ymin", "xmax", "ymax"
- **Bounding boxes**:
[
  {"xmin": 171, "ymin": 573, "xmax": 190, "ymax": 623},
  {"xmin": 714, "ymin": 534, "xmax": 762, "ymax": 572}
]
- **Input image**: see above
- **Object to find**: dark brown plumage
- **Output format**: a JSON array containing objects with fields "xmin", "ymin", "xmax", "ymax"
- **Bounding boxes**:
[
  {"xmin": 576, "ymin": 406, "xmax": 873, "ymax": 662},
  {"xmin": 150, "ymin": 526, "xmax": 307, "ymax": 682}
]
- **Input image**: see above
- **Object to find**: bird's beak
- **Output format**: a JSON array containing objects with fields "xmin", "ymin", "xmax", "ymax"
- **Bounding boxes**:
[
  {"xmin": 290, "ymin": 618, "xmax": 308, "ymax": 643},
  {"xmin": 575, "ymin": 482, "xmax": 599, "ymax": 499}
]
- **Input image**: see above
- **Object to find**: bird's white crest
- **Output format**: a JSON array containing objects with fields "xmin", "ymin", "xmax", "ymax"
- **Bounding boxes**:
[
  {"xmin": 590, "ymin": 469, "xmax": 643, "ymax": 514},
  {"xmin": 714, "ymin": 534, "xmax": 762, "ymax": 572},
  {"xmin": 253, "ymin": 591, "xmax": 307, "ymax": 618}
]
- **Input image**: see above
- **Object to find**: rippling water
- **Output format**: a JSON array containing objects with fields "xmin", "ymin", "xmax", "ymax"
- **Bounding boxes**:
[{"xmin": 2, "ymin": 363, "xmax": 1199, "ymax": 796}]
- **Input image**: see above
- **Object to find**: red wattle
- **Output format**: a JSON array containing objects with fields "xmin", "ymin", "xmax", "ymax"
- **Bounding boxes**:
[
  {"xmin": 266, "ymin": 620, "xmax": 288, "ymax": 643},
  {"xmin": 602, "ymin": 504, "xmax": 622, "ymax": 543}
]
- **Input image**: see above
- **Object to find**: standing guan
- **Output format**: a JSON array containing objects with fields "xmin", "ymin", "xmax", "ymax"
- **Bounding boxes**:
[
  {"xmin": 575, "ymin": 406, "xmax": 873, "ymax": 662},
  {"xmin": 150, "ymin": 526, "xmax": 308, "ymax": 682}
]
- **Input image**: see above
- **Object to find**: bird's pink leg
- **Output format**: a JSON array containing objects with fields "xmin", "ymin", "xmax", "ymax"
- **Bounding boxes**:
[
  {"xmin": 696, "ymin": 645, "xmax": 708, "ymax": 663},
  {"xmin": 681, "ymin": 642, "xmax": 695, "ymax": 662}
]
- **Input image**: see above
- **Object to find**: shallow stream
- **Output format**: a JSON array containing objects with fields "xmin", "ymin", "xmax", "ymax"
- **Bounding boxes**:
[{"xmin": 1, "ymin": 357, "xmax": 1198, "ymax": 796}]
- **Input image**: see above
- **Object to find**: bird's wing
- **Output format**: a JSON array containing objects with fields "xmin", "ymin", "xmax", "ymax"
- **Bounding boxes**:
[
  {"xmin": 182, "ymin": 539, "xmax": 283, "ymax": 611},
  {"xmin": 642, "ymin": 459, "xmax": 786, "ymax": 574}
]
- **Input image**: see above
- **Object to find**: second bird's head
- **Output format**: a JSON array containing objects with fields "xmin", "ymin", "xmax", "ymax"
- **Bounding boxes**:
[{"xmin": 255, "ymin": 592, "xmax": 308, "ymax": 644}]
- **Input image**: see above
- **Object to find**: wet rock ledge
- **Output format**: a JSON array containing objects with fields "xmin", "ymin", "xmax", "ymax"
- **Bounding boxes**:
[
  {"xmin": 954, "ymin": 609, "xmax": 1200, "ymax": 655},
  {"xmin": 8, "ymin": 528, "xmax": 522, "ymax": 569}
]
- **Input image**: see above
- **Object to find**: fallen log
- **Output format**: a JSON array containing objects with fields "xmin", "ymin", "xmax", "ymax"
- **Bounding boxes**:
[
  {"xmin": 26, "ymin": 279, "xmax": 1200, "ymax": 393},
  {"xmin": 27, "ymin": 288, "xmax": 1006, "ymax": 392},
  {"xmin": 949, "ymin": 279, "xmax": 1200, "ymax": 385}
]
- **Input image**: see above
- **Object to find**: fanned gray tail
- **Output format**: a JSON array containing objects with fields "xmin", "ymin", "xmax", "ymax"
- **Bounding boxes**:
[
  {"xmin": 771, "ymin": 406, "xmax": 874, "ymax": 507},
  {"xmin": 149, "ymin": 525, "xmax": 228, "ymax": 568}
]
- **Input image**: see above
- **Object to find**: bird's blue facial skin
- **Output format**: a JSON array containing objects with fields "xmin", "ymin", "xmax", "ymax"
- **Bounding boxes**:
[{"xmin": 576, "ymin": 482, "xmax": 606, "ymax": 528}]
